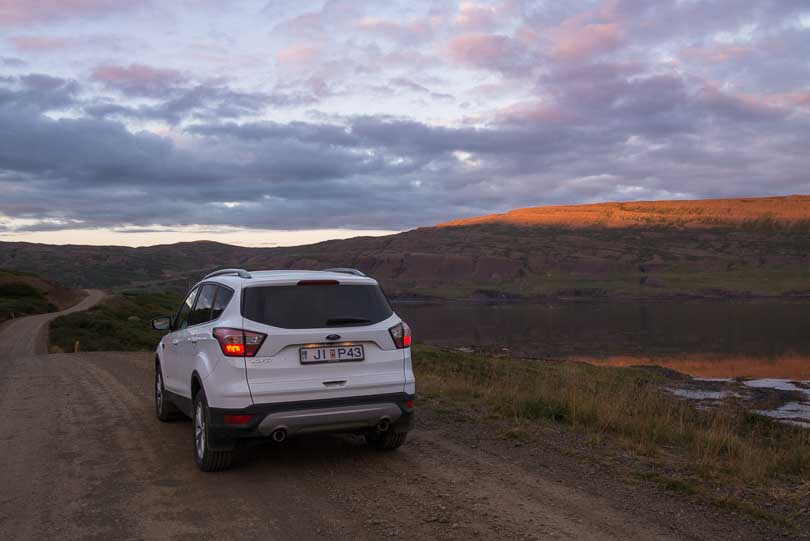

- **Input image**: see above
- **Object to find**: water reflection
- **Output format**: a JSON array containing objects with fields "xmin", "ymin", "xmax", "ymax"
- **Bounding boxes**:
[{"xmin": 393, "ymin": 300, "xmax": 810, "ymax": 379}]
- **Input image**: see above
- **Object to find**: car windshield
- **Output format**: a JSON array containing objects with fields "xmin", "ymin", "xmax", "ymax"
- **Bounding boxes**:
[{"xmin": 241, "ymin": 284, "xmax": 393, "ymax": 329}]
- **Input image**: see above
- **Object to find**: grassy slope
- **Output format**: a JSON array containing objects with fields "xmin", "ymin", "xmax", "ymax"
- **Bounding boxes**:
[
  {"xmin": 49, "ymin": 291, "xmax": 181, "ymax": 353},
  {"xmin": 0, "ymin": 269, "xmax": 79, "ymax": 323}
]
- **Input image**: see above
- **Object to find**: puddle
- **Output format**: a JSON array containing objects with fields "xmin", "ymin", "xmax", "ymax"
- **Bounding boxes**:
[
  {"xmin": 668, "ymin": 389, "xmax": 736, "ymax": 400},
  {"xmin": 668, "ymin": 378, "xmax": 810, "ymax": 428},
  {"xmin": 743, "ymin": 379, "xmax": 810, "ymax": 394},
  {"xmin": 753, "ymin": 401, "xmax": 810, "ymax": 419}
]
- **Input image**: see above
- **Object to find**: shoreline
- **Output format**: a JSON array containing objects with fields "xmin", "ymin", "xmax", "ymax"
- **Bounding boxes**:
[{"xmin": 389, "ymin": 290, "xmax": 810, "ymax": 304}]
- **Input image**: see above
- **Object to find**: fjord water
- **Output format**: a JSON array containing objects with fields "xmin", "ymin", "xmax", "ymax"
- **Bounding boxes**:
[{"xmin": 393, "ymin": 300, "xmax": 810, "ymax": 379}]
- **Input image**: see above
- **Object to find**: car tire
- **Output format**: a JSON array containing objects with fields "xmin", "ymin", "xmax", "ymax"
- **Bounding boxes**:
[
  {"xmin": 365, "ymin": 430, "xmax": 408, "ymax": 450},
  {"xmin": 155, "ymin": 363, "xmax": 181, "ymax": 422},
  {"xmin": 192, "ymin": 388, "xmax": 233, "ymax": 472}
]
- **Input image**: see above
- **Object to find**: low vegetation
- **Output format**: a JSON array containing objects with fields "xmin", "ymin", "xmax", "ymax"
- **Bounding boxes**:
[
  {"xmin": 0, "ymin": 270, "xmax": 64, "ymax": 323},
  {"xmin": 49, "ymin": 291, "xmax": 181, "ymax": 352},
  {"xmin": 413, "ymin": 345, "xmax": 810, "ymax": 484}
]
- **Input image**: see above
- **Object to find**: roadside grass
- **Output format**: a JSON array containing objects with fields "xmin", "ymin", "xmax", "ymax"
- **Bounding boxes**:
[
  {"xmin": 631, "ymin": 472, "xmax": 789, "ymax": 525},
  {"xmin": 412, "ymin": 344, "xmax": 810, "ymax": 484},
  {"xmin": 49, "ymin": 291, "xmax": 181, "ymax": 352}
]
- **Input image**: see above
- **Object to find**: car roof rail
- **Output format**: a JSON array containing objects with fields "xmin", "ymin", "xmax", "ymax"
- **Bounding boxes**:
[
  {"xmin": 203, "ymin": 268, "xmax": 252, "ymax": 280},
  {"xmin": 324, "ymin": 268, "xmax": 366, "ymax": 277}
]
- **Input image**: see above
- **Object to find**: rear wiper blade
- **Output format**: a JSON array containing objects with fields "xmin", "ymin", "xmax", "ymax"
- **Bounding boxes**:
[{"xmin": 326, "ymin": 317, "xmax": 371, "ymax": 326}]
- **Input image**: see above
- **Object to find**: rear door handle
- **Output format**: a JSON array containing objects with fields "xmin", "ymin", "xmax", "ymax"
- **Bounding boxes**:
[
  {"xmin": 171, "ymin": 340, "xmax": 179, "ymax": 346},
  {"xmin": 322, "ymin": 380, "xmax": 347, "ymax": 388}
]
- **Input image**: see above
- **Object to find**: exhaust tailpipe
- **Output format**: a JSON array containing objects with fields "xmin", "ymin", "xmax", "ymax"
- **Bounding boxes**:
[
  {"xmin": 376, "ymin": 418, "xmax": 391, "ymax": 432},
  {"xmin": 271, "ymin": 428, "xmax": 287, "ymax": 443}
]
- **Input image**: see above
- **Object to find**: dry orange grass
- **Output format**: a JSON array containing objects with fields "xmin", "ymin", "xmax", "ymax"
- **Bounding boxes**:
[
  {"xmin": 572, "ymin": 352, "xmax": 810, "ymax": 380},
  {"xmin": 437, "ymin": 194, "xmax": 810, "ymax": 230}
]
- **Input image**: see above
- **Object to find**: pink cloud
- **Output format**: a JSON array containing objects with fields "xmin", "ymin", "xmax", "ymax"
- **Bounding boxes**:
[
  {"xmin": 275, "ymin": 44, "xmax": 320, "ymax": 65},
  {"xmin": 680, "ymin": 45, "xmax": 752, "ymax": 63},
  {"xmin": 552, "ymin": 21, "xmax": 623, "ymax": 61},
  {"xmin": 773, "ymin": 91, "xmax": 810, "ymax": 108},
  {"xmin": 11, "ymin": 35, "xmax": 71, "ymax": 51},
  {"xmin": 0, "ymin": 0, "xmax": 140, "ymax": 25},
  {"xmin": 455, "ymin": 3, "xmax": 498, "ymax": 32},
  {"xmin": 92, "ymin": 64, "xmax": 186, "ymax": 96},
  {"xmin": 447, "ymin": 34, "xmax": 530, "ymax": 74}
]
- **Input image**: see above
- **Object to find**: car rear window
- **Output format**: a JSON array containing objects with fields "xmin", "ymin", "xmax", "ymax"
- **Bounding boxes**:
[{"xmin": 241, "ymin": 284, "xmax": 393, "ymax": 329}]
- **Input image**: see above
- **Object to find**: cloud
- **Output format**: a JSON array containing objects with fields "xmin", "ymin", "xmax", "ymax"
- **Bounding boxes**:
[
  {"xmin": 679, "ymin": 44, "xmax": 753, "ymax": 64},
  {"xmin": 10, "ymin": 35, "xmax": 72, "ymax": 51},
  {"xmin": 0, "ymin": 56, "xmax": 26, "ymax": 67},
  {"xmin": 0, "ymin": 74, "xmax": 80, "ymax": 111},
  {"xmin": 354, "ymin": 16, "xmax": 436, "ymax": 44},
  {"xmin": 275, "ymin": 44, "xmax": 320, "ymax": 65},
  {"xmin": 455, "ymin": 3, "xmax": 499, "ymax": 32},
  {"xmin": 92, "ymin": 63, "xmax": 188, "ymax": 97},
  {"xmin": 2, "ymin": 0, "xmax": 810, "ymax": 236},
  {"xmin": 549, "ymin": 12, "xmax": 624, "ymax": 61},
  {"xmin": 0, "ymin": 0, "xmax": 142, "ymax": 25},
  {"xmin": 446, "ymin": 34, "xmax": 533, "ymax": 74}
]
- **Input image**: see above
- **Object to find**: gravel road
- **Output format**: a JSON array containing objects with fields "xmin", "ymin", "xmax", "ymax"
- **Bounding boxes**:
[{"xmin": 0, "ymin": 295, "xmax": 788, "ymax": 540}]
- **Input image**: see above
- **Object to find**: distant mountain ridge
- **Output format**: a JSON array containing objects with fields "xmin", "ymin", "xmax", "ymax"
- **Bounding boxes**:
[{"xmin": 1, "ymin": 195, "xmax": 809, "ymax": 300}]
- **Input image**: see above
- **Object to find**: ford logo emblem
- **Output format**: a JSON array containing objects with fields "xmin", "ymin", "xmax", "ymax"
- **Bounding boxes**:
[{"xmin": 326, "ymin": 334, "xmax": 341, "ymax": 341}]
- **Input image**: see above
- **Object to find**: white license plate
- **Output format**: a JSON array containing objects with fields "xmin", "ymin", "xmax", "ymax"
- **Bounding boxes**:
[{"xmin": 299, "ymin": 344, "xmax": 364, "ymax": 363}]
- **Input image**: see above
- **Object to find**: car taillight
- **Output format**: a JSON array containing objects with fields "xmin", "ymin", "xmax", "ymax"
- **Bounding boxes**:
[
  {"xmin": 389, "ymin": 321, "xmax": 412, "ymax": 349},
  {"xmin": 213, "ymin": 328, "xmax": 266, "ymax": 357}
]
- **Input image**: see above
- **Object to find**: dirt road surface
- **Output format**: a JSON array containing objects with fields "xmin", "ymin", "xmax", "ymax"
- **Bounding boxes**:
[{"xmin": 0, "ymin": 295, "xmax": 788, "ymax": 540}]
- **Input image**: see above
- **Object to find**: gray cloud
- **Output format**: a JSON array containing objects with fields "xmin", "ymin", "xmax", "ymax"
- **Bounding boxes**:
[{"xmin": 1, "ymin": 0, "xmax": 809, "ymax": 236}]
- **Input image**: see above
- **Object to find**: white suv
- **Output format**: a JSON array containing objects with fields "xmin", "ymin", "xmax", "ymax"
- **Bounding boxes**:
[{"xmin": 151, "ymin": 268, "xmax": 415, "ymax": 472}]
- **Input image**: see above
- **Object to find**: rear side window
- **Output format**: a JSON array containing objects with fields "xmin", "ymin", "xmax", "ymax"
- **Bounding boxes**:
[
  {"xmin": 188, "ymin": 284, "xmax": 217, "ymax": 326},
  {"xmin": 175, "ymin": 287, "xmax": 198, "ymax": 330},
  {"xmin": 242, "ymin": 284, "xmax": 393, "ymax": 329},
  {"xmin": 211, "ymin": 286, "xmax": 234, "ymax": 320}
]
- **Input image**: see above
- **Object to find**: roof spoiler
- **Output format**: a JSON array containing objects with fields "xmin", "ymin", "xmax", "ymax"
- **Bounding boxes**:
[
  {"xmin": 323, "ymin": 268, "xmax": 365, "ymax": 277},
  {"xmin": 203, "ymin": 268, "xmax": 252, "ymax": 280}
]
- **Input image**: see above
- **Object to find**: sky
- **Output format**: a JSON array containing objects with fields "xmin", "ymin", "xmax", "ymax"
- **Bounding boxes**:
[{"xmin": 1, "ymin": 0, "xmax": 809, "ymax": 247}]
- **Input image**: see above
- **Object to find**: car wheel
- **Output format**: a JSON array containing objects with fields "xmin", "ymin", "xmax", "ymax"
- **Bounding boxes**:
[
  {"xmin": 155, "ymin": 363, "xmax": 181, "ymax": 421},
  {"xmin": 192, "ymin": 388, "xmax": 233, "ymax": 472},
  {"xmin": 365, "ymin": 430, "xmax": 408, "ymax": 450}
]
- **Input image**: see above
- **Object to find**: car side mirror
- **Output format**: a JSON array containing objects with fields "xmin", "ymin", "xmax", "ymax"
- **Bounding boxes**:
[{"xmin": 152, "ymin": 316, "xmax": 172, "ymax": 331}]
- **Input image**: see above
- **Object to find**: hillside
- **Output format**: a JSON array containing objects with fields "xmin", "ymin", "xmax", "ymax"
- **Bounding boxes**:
[
  {"xmin": 439, "ymin": 195, "xmax": 810, "ymax": 230},
  {"xmin": 1, "ymin": 195, "xmax": 809, "ymax": 300},
  {"xmin": 0, "ymin": 270, "xmax": 83, "ymax": 323}
]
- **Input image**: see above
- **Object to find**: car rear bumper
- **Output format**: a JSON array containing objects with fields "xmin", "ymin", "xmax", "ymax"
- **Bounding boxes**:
[{"xmin": 207, "ymin": 392, "xmax": 414, "ymax": 450}]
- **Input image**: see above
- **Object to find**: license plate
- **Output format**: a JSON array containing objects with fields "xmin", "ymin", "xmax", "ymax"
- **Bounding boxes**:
[{"xmin": 299, "ymin": 344, "xmax": 364, "ymax": 364}]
